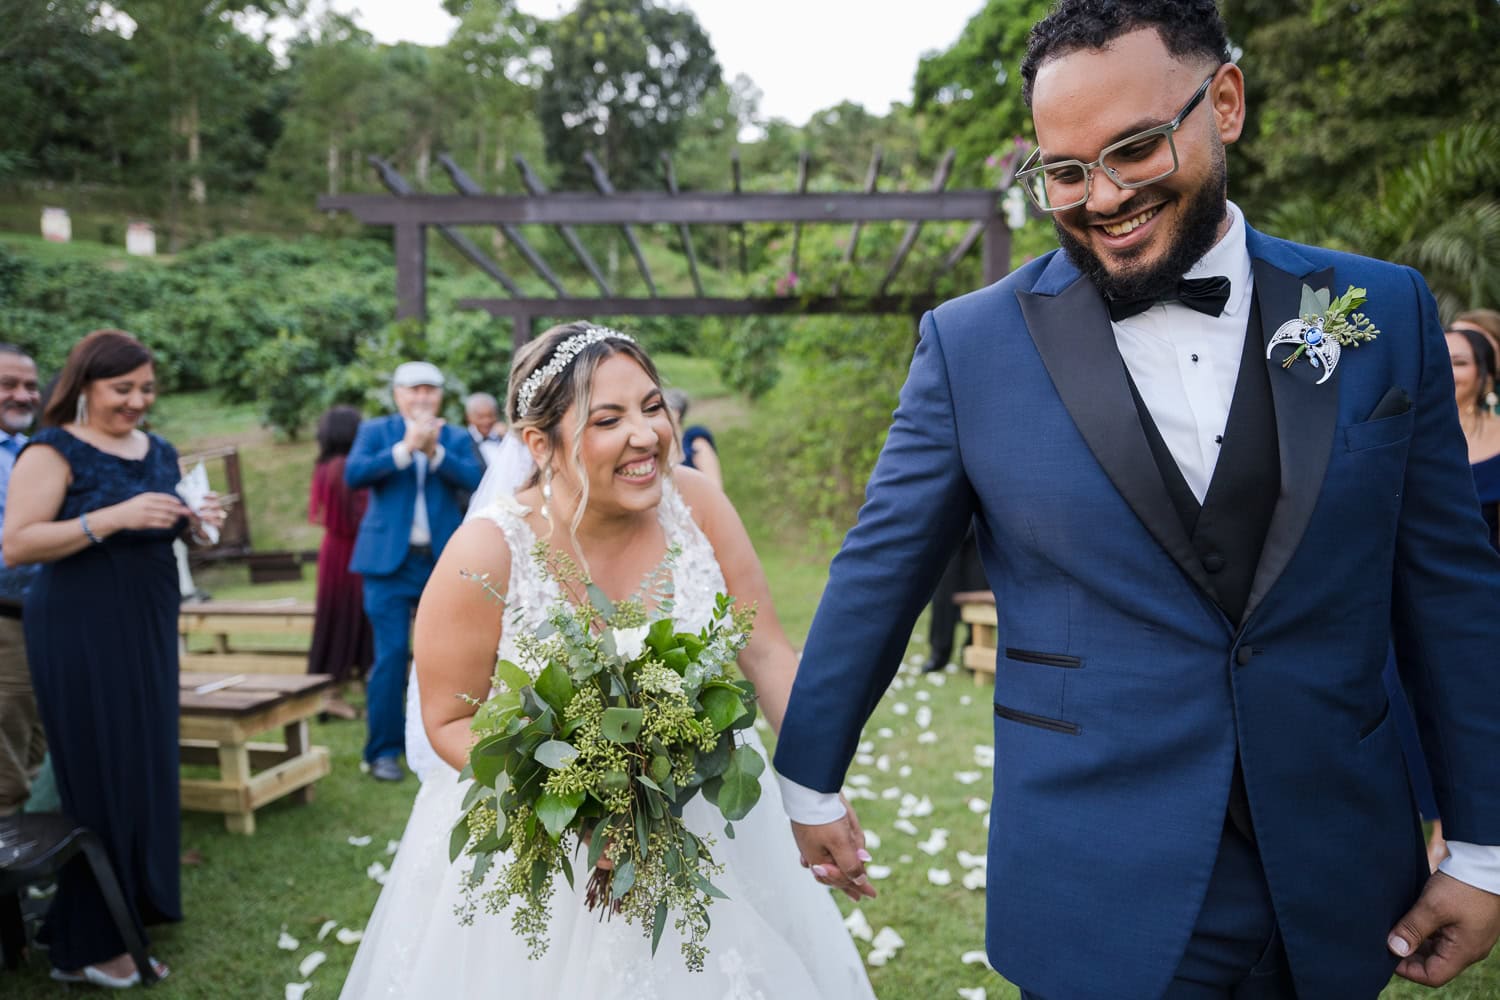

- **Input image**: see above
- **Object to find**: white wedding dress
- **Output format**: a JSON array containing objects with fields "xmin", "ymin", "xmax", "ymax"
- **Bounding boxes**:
[{"xmin": 340, "ymin": 482, "xmax": 875, "ymax": 999}]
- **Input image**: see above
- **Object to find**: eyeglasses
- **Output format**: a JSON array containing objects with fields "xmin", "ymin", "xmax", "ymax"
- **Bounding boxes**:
[{"xmin": 1015, "ymin": 73, "xmax": 1217, "ymax": 213}]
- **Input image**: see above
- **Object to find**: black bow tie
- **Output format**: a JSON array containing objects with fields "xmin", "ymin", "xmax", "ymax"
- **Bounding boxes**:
[{"xmin": 1107, "ymin": 275, "xmax": 1232, "ymax": 322}]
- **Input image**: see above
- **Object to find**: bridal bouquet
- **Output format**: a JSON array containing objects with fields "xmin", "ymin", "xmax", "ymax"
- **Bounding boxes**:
[{"xmin": 450, "ymin": 544, "xmax": 762, "ymax": 971}]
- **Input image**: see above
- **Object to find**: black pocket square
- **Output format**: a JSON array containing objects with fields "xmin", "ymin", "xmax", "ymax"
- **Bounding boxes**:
[{"xmin": 1368, "ymin": 386, "xmax": 1411, "ymax": 421}]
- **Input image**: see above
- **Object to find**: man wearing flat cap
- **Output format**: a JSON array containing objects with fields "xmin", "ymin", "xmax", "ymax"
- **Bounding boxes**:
[{"xmin": 347, "ymin": 361, "xmax": 483, "ymax": 781}]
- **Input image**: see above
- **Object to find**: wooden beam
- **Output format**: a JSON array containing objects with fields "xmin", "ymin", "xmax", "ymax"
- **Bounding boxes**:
[
  {"xmin": 661, "ymin": 153, "xmax": 704, "ymax": 296},
  {"xmin": 842, "ymin": 146, "xmax": 884, "ymax": 266},
  {"xmin": 394, "ymin": 222, "xmax": 426, "ymax": 320},
  {"xmin": 934, "ymin": 151, "xmax": 1023, "ymax": 284},
  {"xmin": 879, "ymin": 149, "xmax": 956, "ymax": 296},
  {"xmin": 513, "ymin": 155, "xmax": 612, "ymax": 295},
  {"xmin": 369, "ymin": 156, "xmax": 520, "ymax": 297},
  {"xmin": 458, "ymin": 295, "xmax": 937, "ymax": 319},
  {"xmin": 439, "ymin": 153, "xmax": 567, "ymax": 296},
  {"xmin": 789, "ymin": 150, "xmax": 810, "ymax": 281},
  {"xmin": 319, "ymin": 189, "xmax": 999, "ymax": 227},
  {"xmin": 582, "ymin": 151, "xmax": 656, "ymax": 296},
  {"xmin": 731, "ymin": 148, "xmax": 747, "ymax": 275}
]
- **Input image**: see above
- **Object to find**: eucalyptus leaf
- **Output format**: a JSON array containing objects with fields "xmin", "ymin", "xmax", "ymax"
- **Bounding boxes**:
[
  {"xmin": 495, "ymin": 659, "xmax": 532, "ymax": 695},
  {"xmin": 651, "ymin": 900, "xmax": 669, "ymax": 955},
  {"xmin": 449, "ymin": 817, "xmax": 470, "ymax": 863},
  {"xmin": 611, "ymin": 859, "xmax": 637, "ymax": 899},
  {"xmin": 530, "ymin": 859, "xmax": 550, "ymax": 895},
  {"xmin": 601, "ymin": 706, "xmax": 644, "ymax": 742},
  {"xmin": 716, "ymin": 746, "xmax": 766, "ymax": 821},
  {"xmin": 690, "ymin": 870, "xmax": 729, "ymax": 900},
  {"xmin": 535, "ymin": 661, "xmax": 575, "ymax": 716},
  {"xmin": 646, "ymin": 618, "xmax": 676, "ymax": 654},
  {"xmin": 559, "ymin": 853, "xmax": 575, "ymax": 891},
  {"xmin": 586, "ymin": 819, "xmax": 611, "ymax": 869},
  {"xmin": 700, "ymin": 684, "xmax": 748, "ymax": 731},
  {"xmin": 635, "ymin": 773, "xmax": 663, "ymax": 793},
  {"xmin": 587, "ymin": 582, "xmax": 616, "ymax": 618},
  {"xmin": 537, "ymin": 789, "xmax": 585, "ymax": 839},
  {"xmin": 1299, "ymin": 284, "xmax": 1323, "ymax": 318},
  {"xmin": 534, "ymin": 739, "xmax": 579, "ymax": 770}
]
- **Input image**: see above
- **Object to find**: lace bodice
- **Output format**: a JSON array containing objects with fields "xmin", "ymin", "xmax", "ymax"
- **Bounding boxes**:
[{"xmin": 473, "ymin": 480, "xmax": 728, "ymax": 674}]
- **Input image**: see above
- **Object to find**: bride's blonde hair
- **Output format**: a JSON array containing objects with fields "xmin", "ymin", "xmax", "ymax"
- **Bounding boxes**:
[{"xmin": 506, "ymin": 322, "xmax": 674, "ymax": 547}]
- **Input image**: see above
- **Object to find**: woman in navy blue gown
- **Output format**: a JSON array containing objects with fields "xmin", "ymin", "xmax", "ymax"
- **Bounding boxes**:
[{"xmin": 2, "ymin": 329, "xmax": 221, "ymax": 987}]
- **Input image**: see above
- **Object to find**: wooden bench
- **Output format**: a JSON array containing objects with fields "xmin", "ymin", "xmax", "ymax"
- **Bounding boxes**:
[
  {"xmin": 179, "ymin": 673, "xmax": 332, "ymax": 834},
  {"xmin": 179, "ymin": 599, "xmax": 315, "ymax": 676},
  {"xmin": 954, "ymin": 590, "xmax": 997, "ymax": 685}
]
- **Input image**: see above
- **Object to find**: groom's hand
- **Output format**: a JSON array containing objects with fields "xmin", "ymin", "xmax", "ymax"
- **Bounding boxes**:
[
  {"xmin": 791, "ymin": 800, "xmax": 877, "ymax": 902},
  {"xmin": 1388, "ymin": 870, "xmax": 1500, "ymax": 985}
]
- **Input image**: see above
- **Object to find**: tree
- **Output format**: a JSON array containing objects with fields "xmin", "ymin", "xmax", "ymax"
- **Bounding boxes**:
[
  {"xmin": 537, "ymin": 0, "xmax": 721, "ymax": 189},
  {"xmin": 1223, "ymin": 0, "xmax": 1500, "ymax": 220},
  {"xmin": 911, "ymin": 0, "xmax": 1050, "ymax": 184}
]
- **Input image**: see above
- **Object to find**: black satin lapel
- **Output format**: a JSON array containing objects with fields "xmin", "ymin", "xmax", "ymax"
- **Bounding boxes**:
[
  {"xmin": 1018, "ymin": 280, "xmax": 1217, "ymax": 601},
  {"xmin": 1243, "ymin": 260, "xmax": 1338, "ymax": 624}
]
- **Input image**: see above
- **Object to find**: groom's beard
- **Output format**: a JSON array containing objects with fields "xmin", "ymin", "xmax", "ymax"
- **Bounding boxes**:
[{"xmin": 1053, "ymin": 145, "xmax": 1229, "ymax": 304}]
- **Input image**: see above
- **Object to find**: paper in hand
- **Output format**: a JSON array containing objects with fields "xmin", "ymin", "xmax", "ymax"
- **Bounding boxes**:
[{"xmin": 175, "ymin": 462, "xmax": 220, "ymax": 544}]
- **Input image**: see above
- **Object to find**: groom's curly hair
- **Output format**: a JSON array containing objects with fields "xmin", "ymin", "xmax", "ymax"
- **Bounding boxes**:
[{"xmin": 1020, "ymin": 0, "xmax": 1231, "ymax": 106}]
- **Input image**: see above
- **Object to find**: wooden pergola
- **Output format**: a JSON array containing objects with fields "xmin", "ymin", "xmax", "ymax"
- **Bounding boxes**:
[{"xmin": 318, "ymin": 150, "xmax": 1019, "ymax": 346}]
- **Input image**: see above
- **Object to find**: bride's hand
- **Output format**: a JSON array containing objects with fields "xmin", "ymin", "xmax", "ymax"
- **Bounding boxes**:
[{"xmin": 798, "ymin": 795, "xmax": 875, "ymax": 902}]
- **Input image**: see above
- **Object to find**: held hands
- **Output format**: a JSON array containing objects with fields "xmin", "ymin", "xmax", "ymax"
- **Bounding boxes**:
[
  {"xmin": 402, "ymin": 412, "xmax": 444, "ymax": 456},
  {"xmin": 791, "ymin": 795, "xmax": 878, "ymax": 903},
  {"xmin": 1388, "ymin": 870, "xmax": 1500, "ymax": 986},
  {"xmin": 104, "ymin": 492, "xmax": 192, "ymax": 533}
]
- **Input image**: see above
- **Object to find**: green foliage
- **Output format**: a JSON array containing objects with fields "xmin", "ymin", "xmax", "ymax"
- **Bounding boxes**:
[{"xmin": 538, "ymin": 0, "xmax": 721, "ymax": 189}]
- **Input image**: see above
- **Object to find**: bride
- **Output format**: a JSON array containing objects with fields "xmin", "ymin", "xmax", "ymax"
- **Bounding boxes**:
[{"xmin": 340, "ymin": 323, "xmax": 876, "ymax": 999}]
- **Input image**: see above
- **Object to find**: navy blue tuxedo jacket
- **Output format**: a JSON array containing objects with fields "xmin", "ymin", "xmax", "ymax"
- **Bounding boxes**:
[
  {"xmin": 774, "ymin": 226, "xmax": 1500, "ymax": 998},
  {"xmin": 345, "ymin": 414, "xmax": 484, "ymax": 577}
]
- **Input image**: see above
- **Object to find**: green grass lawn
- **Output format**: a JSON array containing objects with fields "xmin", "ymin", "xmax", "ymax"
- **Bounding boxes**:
[{"xmin": 6, "ymin": 375, "xmax": 1498, "ymax": 998}]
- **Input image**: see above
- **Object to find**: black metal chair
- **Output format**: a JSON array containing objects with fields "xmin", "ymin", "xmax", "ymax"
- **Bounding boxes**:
[{"xmin": 0, "ymin": 812, "xmax": 157, "ymax": 986}]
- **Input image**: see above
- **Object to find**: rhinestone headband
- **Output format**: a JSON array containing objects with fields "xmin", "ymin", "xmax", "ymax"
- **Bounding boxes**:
[{"xmin": 516, "ymin": 325, "xmax": 637, "ymax": 418}]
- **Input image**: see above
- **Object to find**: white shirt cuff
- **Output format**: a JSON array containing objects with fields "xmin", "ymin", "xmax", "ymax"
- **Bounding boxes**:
[
  {"xmin": 429, "ymin": 443, "xmax": 445, "ymax": 469},
  {"xmin": 775, "ymin": 773, "xmax": 847, "ymax": 825},
  {"xmin": 391, "ymin": 442, "xmax": 413, "ymax": 469},
  {"xmin": 1439, "ymin": 841, "xmax": 1500, "ymax": 895}
]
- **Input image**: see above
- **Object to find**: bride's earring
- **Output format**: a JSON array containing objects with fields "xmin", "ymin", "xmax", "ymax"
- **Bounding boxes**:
[
  {"xmin": 75, "ymin": 395, "xmax": 88, "ymax": 425},
  {"xmin": 541, "ymin": 466, "xmax": 553, "ymax": 523}
]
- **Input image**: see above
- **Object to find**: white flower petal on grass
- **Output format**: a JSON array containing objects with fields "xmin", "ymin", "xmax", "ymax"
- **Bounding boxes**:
[
  {"xmin": 366, "ymin": 861, "xmax": 389, "ymax": 885},
  {"xmin": 892, "ymin": 702, "xmax": 910, "ymax": 716},
  {"xmin": 858, "ymin": 740, "xmax": 874, "ymax": 753},
  {"xmin": 872, "ymin": 927, "xmax": 906, "ymax": 951},
  {"xmin": 335, "ymin": 927, "xmax": 364, "ymax": 945},
  {"xmin": 847, "ymin": 774, "xmax": 873, "ymax": 787},
  {"xmin": 911, "ymin": 796, "xmax": 934, "ymax": 818},
  {"xmin": 863, "ymin": 831, "xmax": 882, "ymax": 849},
  {"xmin": 898, "ymin": 765, "xmax": 913, "ymax": 777},
  {"xmin": 848, "ymin": 787, "xmax": 878, "ymax": 800},
  {"xmin": 877, "ymin": 727, "xmax": 894, "ymax": 739},
  {"xmin": 844, "ymin": 908, "xmax": 874, "ymax": 941},
  {"xmin": 866, "ymin": 948, "xmax": 894, "ymax": 967},
  {"xmin": 973, "ymin": 745, "xmax": 995, "ymax": 768},
  {"xmin": 917, "ymin": 829, "xmax": 949, "ymax": 856},
  {"xmin": 961, "ymin": 950, "xmax": 995, "ymax": 969},
  {"xmin": 898, "ymin": 854, "xmax": 913, "ymax": 864},
  {"xmin": 925, "ymin": 672, "xmax": 947, "ymax": 686},
  {"xmin": 875, "ymin": 755, "xmax": 892, "ymax": 773},
  {"xmin": 346, "ymin": 835, "xmax": 372, "ymax": 847},
  {"xmin": 865, "ymin": 864, "xmax": 893, "ymax": 880},
  {"xmin": 967, "ymin": 797, "xmax": 988, "ymax": 814},
  {"xmin": 915, "ymin": 705, "xmax": 933, "ymax": 728},
  {"xmin": 962, "ymin": 868, "xmax": 987, "ymax": 891},
  {"xmin": 385, "ymin": 840, "xmax": 399, "ymax": 855},
  {"xmin": 983, "ymin": 813, "xmax": 991, "ymax": 829},
  {"xmin": 315, "ymin": 920, "xmax": 337, "ymax": 941},
  {"xmin": 915, "ymin": 690, "xmax": 931, "ymax": 703},
  {"xmin": 927, "ymin": 868, "xmax": 952, "ymax": 886},
  {"xmin": 893, "ymin": 818, "xmax": 920, "ymax": 836},
  {"xmin": 959, "ymin": 694, "xmax": 971, "ymax": 706},
  {"xmin": 958, "ymin": 988, "xmax": 987, "ymax": 1000},
  {"xmin": 610, "ymin": 625, "xmax": 650, "ymax": 661},
  {"xmin": 855, "ymin": 753, "xmax": 875, "ymax": 766},
  {"xmin": 754, "ymin": 718, "xmax": 771, "ymax": 733},
  {"xmin": 881, "ymin": 787, "xmax": 902, "ymax": 801},
  {"xmin": 956, "ymin": 850, "xmax": 987, "ymax": 870},
  {"xmin": 298, "ymin": 951, "xmax": 327, "ymax": 978},
  {"xmin": 917, "ymin": 732, "xmax": 939, "ymax": 744},
  {"xmin": 285, "ymin": 983, "xmax": 312, "ymax": 1000},
  {"xmin": 277, "ymin": 930, "xmax": 300, "ymax": 951},
  {"xmin": 954, "ymin": 770, "xmax": 983, "ymax": 785}
]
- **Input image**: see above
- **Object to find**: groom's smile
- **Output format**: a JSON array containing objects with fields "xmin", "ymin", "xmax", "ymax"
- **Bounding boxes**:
[{"xmin": 1029, "ymin": 28, "xmax": 1244, "ymax": 301}]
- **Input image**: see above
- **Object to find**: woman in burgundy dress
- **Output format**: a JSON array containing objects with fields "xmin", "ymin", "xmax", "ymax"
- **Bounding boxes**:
[{"xmin": 308, "ymin": 405, "xmax": 373, "ymax": 719}]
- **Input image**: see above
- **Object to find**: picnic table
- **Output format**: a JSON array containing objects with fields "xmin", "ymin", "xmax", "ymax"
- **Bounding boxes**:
[
  {"xmin": 178, "ymin": 672, "xmax": 332, "ymax": 834},
  {"xmin": 179, "ymin": 599, "xmax": 315, "ymax": 675},
  {"xmin": 953, "ymin": 590, "xmax": 997, "ymax": 685}
]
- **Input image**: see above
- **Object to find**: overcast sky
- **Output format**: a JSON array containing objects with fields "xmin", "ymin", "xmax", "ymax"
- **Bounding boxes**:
[{"xmin": 317, "ymin": 0, "xmax": 985, "ymax": 126}]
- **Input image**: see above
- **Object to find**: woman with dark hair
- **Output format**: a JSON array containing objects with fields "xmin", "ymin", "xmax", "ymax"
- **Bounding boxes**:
[
  {"xmin": 2, "ymin": 328, "xmax": 223, "ymax": 987},
  {"xmin": 308, "ymin": 405, "xmax": 373, "ymax": 719}
]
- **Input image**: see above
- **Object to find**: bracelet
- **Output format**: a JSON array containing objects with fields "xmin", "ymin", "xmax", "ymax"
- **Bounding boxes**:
[{"xmin": 80, "ymin": 513, "xmax": 102, "ymax": 545}]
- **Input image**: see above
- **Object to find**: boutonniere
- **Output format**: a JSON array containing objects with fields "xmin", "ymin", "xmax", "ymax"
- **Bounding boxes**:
[{"xmin": 1265, "ymin": 284, "xmax": 1381, "ymax": 385}]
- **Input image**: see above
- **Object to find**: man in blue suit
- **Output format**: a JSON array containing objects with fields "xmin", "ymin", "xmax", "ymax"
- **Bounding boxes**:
[
  {"xmin": 775, "ymin": 3, "xmax": 1500, "ymax": 997},
  {"xmin": 347, "ymin": 361, "xmax": 483, "ymax": 781}
]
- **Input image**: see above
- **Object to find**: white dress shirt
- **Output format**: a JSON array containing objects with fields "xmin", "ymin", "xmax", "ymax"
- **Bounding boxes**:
[
  {"xmin": 777, "ymin": 201, "xmax": 1500, "ymax": 894},
  {"xmin": 392, "ymin": 429, "xmax": 446, "ymax": 547}
]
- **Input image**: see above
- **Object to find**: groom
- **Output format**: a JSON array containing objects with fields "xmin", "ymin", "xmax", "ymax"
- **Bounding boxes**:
[{"xmin": 774, "ymin": 2, "xmax": 1500, "ymax": 997}]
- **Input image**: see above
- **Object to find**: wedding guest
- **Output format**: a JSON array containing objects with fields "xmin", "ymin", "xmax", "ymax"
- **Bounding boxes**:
[
  {"xmin": 464, "ymin": 392, "xmax": 506, "ymax": 468},
  {"xmin": 3, "ymin": 329, "xmax": 223, "ymax": 987},
  {"xmin": 1451, "ymin": 309, "xmax": 1500, "ymax": 386},
  {"xmin": 308, "ymin": 405, "xmax": 372, "ymax": 721},
  {"xmin": 0, "ymin": 344, "xmax": 43, "ymax": 816},
  {"xmin": 664, "ymin": 388, "xmax": 722, "ymax": 489},
  {"xmin": 346, "ymin": 362, "xmax": 483, "ymax": 782}
]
